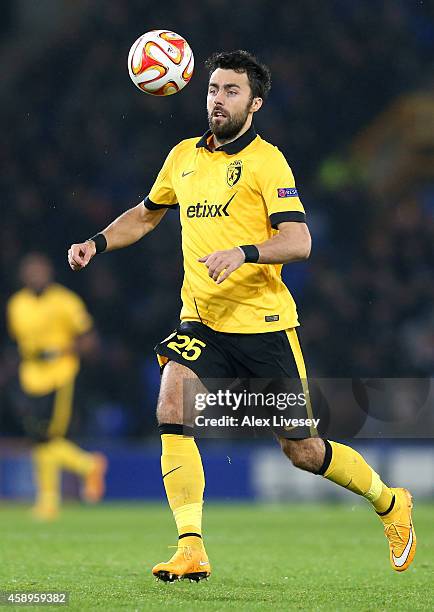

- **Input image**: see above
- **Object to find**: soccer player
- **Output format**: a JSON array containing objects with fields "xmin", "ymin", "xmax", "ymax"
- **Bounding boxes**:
[
  {"xmin": 68, "ymin": 51, "xmax": 416, "ymax": 579},
  {"xmin": 7, "ymin": 253, "xmax": 107, "ymax": 520}
]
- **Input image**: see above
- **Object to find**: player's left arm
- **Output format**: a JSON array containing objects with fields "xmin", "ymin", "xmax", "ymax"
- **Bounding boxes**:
[
  {"xmin": 199, "ymin": 222, "xmax": 311, "ymax": 284},
  {"xmin": 199, "ymin": 149, "xmax": 311, "ymax": 283},
  {"xmin": 74, "ymin": 329, "xmax": 99, "ymax": 357},
  {"xmin": 255, "ymin": 220, "xmax": 311, "ymax": 263}
]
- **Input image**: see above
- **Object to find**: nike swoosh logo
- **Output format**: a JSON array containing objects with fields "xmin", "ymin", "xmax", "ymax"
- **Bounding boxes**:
[
  {"xmin": 222, "ymin": 192, "xmax": 237, "ymax": 215},
  {"xmin": 199, "ymin": 560, "xmax": 209, "ymax": 566},
  {"xmin": 391, "ymin": 521, "xmax": 414, "ymax": 567},
  {"xmin": 182, "ymin": 170, "xmax": 195, "ymax": 177},
  {"xmin": 162, "ymin": 465, "xmax": 182, "ymax": 480},
  {"xmin": 284, "ymin": 425, "xmax": 298, "ymax": 432}
]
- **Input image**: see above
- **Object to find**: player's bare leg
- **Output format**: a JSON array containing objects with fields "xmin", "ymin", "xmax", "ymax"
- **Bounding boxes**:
[
  {"xmin": 279, "ymin": 437, "xmax": 325, "ymax": 473},
  {"xmin": 279, "ymin": 437, "xmax": 416, "ymax": 571},
  {"xmin": 152, "ymin": 360, "xmax": 211, "ymax": 583}
]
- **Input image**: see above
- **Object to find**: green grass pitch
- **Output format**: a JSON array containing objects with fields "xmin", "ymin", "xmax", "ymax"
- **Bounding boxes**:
[{"xmin": 1, "ymin": 502, "xmax": 433, "ymax": 611}]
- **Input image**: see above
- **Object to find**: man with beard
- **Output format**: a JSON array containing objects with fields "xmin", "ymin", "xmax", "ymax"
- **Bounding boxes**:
[{"xmin": 68, "ymin": 51, "xmax": 416, "ymax": 581}]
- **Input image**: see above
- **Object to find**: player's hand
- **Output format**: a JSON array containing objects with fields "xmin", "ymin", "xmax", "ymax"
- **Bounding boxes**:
[
  {"xmin": 198, "ymin": 247, "xmax": 245, "ymax": 284},
  {"xmin": 68, "ymin": 241, "xmax": 96, "ymax": 271}
]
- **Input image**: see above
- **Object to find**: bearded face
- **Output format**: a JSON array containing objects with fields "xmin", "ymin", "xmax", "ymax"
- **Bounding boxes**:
[
  {"xmin": 208, "ymin": 100, "xmax": 251, "ymax": 140},
  {"xmin": 207, "ymin": 69, "xmax": 259, "ymax": 142}
]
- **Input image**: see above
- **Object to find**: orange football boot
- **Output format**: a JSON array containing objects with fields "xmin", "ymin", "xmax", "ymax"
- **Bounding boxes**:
[
  {"xmin": 152, "ymin": 537, "xmax": 211, "ymax": 582},
  {"xmin": 380, "ymin": 487, "xmax": 416, "ymax": 572},
  {"xmin": 82, "ymin": 453, "xmax": 107, "ymax": 503},
  {"xmin": 31, "ymin": 504, "xmax": 59, "ymax": 521}
]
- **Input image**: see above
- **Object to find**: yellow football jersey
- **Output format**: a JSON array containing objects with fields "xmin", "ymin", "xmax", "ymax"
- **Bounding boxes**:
[
  {"xmin": 146, "ymin": 125, "xmax": 306, "ymax": 333},
  {"xmin": 7, "ymin": 284, "xmax": 93, "ymax": 396}
]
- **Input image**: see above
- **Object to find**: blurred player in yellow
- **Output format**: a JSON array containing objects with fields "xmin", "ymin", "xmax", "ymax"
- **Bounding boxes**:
[
  {"xmin": 68, "ymin": 51, "xmax": 415, "ymax": 578},
  {"xmin": 7, "ymin": 253, "xmax": 107, "ymax": 520}
]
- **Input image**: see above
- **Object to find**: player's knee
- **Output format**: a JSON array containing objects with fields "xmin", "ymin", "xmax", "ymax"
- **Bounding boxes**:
[
  {"xmin": 156, "ymin": 360, "xmax": 198, "ymax": 426},
  {"xmin": 156, "ymin": 396, "xmax": 183, "ymax": 425}
]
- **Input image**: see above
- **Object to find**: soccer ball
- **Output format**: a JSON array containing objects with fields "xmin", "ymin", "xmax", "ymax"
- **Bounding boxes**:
[{"xmin": 127, "ymin": 30, "xmax": 194, "ymax": 96}]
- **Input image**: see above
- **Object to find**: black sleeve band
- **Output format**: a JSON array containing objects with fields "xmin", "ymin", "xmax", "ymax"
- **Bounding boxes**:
[
  {"xmin": 270, "ymin": 211, "xmax": 306, "ymax": 229},
  {"xmin": 239, "ymin": 244, "xmax": 260, "ymax": 263},
  {"xmin": 144, "ymin": 196, "xmax": 179, "ymax": 210},
  {"xmin": 88, "ymin": 233, "xmax": 107, "ymax": 254}
]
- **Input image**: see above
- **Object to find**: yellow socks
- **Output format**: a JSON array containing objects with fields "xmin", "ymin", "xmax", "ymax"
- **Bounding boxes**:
[
  {"xmin": 33, "ymin": 438, "xmax": 99, "ymax": 513},
  {"xmin": 33, "ymin": 442, "xmax": 61, "ymax": 510},
  {"xmin": 48, "ymin": 437, "xmax": 95, "ymax": 476},
  {"xmin": 320, "ymin": 441, "xmax": 394, "ymax": 514},
  {"xmin": 160, "ymin": 432, "xmax": 205, "ymax": 540}
]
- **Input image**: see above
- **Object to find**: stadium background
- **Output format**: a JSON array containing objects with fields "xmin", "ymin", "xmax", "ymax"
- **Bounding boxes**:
[{"xmin": 0, "ymin": 0, "xmax": 433, "ymax": 502}]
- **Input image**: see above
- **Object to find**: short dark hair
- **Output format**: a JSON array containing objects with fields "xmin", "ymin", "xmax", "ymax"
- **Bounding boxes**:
[{"xmin": 205, "ymin": 50, "xmax": 271, "ymax": 100}]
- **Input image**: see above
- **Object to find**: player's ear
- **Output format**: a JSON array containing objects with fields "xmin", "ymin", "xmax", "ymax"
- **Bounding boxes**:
[{"xmin": 251, "ymin": 97, "xmax": 263, "ymax": 113}]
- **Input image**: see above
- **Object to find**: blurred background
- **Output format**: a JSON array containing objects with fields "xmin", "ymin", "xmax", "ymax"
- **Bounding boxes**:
[{"xmin": 0, "ymin": 0, "xmax": 433, "ymax": 502}]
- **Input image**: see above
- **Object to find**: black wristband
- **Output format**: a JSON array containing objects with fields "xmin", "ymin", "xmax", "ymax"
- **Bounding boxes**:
[
  {"xmin": 239, "ymin": 244, "xmax": 259, "ymax": 263},
  {"xmin": 87, "ymin": 233, "xmax": 107, "ymax": 254}
]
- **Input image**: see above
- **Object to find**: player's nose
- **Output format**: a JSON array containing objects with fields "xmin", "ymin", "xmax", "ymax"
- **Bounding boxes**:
[
  {"xmin": 213, "ymin": 90, "xmax": 226, "ymax": 105},
  {"xmin": 213, "ymin": 99, "xmax": 227, "ymax": 115}
]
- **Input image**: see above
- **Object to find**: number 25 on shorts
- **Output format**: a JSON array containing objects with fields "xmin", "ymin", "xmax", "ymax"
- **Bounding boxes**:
[{"xmin": 167, "ymin": 334, "xmax": 206, "ymax": 361}]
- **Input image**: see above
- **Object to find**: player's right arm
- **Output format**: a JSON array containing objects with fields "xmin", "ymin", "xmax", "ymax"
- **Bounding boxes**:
[
  {"xmin": 68, "ymin": 203, "xmax": 167, "ymax": 271},
  {"xmin": 69, "ymin": 145, "xmax": 179, "ymax": 271}
]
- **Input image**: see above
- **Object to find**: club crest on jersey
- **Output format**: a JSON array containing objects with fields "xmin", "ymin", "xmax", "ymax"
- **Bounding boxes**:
[{"xmin": 227, "ymin": 160, "xmax": 243, "ymax": 187}]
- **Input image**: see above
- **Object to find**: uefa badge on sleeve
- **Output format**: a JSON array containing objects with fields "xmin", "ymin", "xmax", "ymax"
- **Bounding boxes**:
[{"xmin": 277, "ymin": 187, "xmax": 298, "ymax": 198}]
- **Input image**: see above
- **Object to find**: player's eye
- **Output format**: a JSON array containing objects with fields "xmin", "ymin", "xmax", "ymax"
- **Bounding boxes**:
[
  {"xmin": 208, "ymin": 88, "xmax": 217, "ymax": 95},
  {"xmin": 227, "ymin": 90, "xmax": 238, "ymax": 96}
]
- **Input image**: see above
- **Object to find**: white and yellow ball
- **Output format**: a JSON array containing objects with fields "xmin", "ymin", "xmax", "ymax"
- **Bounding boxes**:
[{"xmin": 127, "ymin": 30, "xmax": 194, "ymax": 96}]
